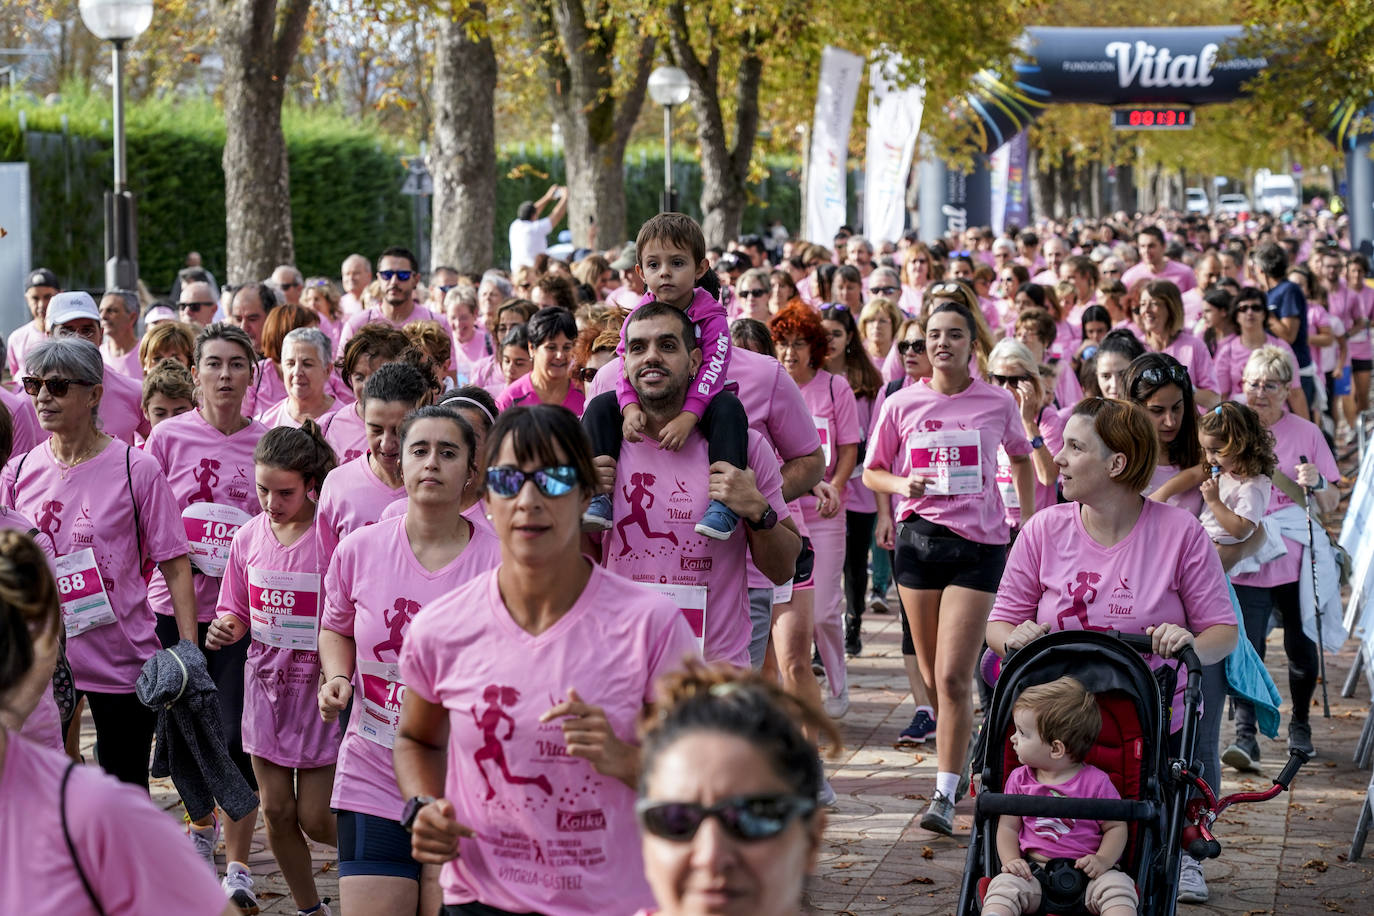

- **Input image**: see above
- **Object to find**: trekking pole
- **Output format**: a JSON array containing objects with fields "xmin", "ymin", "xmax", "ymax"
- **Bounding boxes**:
[{"xmin": 1299, "ymin": 454, "xmax": 1331, "ymax": 718}]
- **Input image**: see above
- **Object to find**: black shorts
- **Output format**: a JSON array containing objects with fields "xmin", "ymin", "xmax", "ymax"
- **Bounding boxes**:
[
  {"xmin": 893, "ymin": 516, "xmax": 1006, "ymax": 594},
  {"xmin": 793, "ymin": 536, "xmax": 815, "ymax": 589},
  {"xmin": 1354, "ymin": 358, "xmax": 1373, "ymax": 373},
  {"xmin": 336, "ymin": 809, "xmax": 422, "ymax": 880}
]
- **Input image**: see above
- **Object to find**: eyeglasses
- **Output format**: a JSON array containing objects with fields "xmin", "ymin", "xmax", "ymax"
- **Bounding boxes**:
[
  {"xmin": 739, "ymin": 288, "xmax": 768, "ymax": 299},
  {"xmin": 635, "ymin": 794, "xmax": 817, "ymax": 842},
  {"xmin": 575, "ymin": 367, "xmax": 600, "ymax": 383},
  {"xmin": 1236, "ymin": 303, "xmax": 1266, "ymax": 314},
  {"xmin": 279, "ymin": 281, "xmax": 301, "ymax": 290},
  {"xmin": 181, "ymin": 301, "xmax": 216, "ymax": 311},
  {"xmin": 870, "ymin": 285, "xmax": 899, "ymax": 296},
  {"xmin": 896, "ymin": 339, "xmax": 926, "ymax": 355},
  {"xmin": 485, "ymin": 464, "xmax": 579, "ymax": 498},
  {"xmin": 22, "ymin": 377, "xmax": 94, "ymax": 398},
  {"xmin": 378, "ymin": 270, "xmax": 414, "ymax": 281},
  {"xmin": 1137, "ymin": 364, "xmax": 1190, "ymax": 388},
  {"xmin": 1242, "ymin": 378, "xmax": 1284, "ymax": 394},
  {"xmin": 913, "ymin": 258, "xmax": 930, "ymax": 265},
  {"xmin": 991, "ymin": 373, "xmax": 1031, "ymax": 387}
]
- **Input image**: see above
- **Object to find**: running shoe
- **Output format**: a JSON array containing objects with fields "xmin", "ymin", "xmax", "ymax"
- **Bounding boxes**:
[
  {"xmin": 844, "ymin": 613, "xmax": 862, "ymax": 658},
  {"xmin": 1289, "ymin": 721, "xmax": 1316, "ymax": 757},
  {"xmin": 1221, "ymin": 737, "xmax": 1261, "ymax": 772},
  {"xmin": 1177, "ymin": 853, "xmax": 1209, "ymax": 903},
  {"xmin": 824, "ymin": 685, "xmax": 850, "ymax": 719},
  {"xmin": 867, "ymin": 591, "xmax": 890, "ymax": 614},
  {"xmin": 694, "ymin": 500, "xmax": 740, "ymax": 541},
  {"xmin": 817, "ymin": 779, "xmax": 837, "ymax": 807},
  {"xmin": 581, "ymin": 493, "xmax": 613, "ymax": 532},
  {"xmin": 222, "ymin": 861, "xmax": 259, "ymax": 914},
  {"xmin": 897, "ymin": 707, "xmax": 936, "ymax": 746},
  {"xmin": 296, "ymin": 901, "xmax": 331, "ymax": 916},
  {"xmin": 919, "ymin": 791, "xmax": 955, "ymax": 835},
  {"xmin": 186, "ymin": 814, "xmax": 220, "ymax": 869}
]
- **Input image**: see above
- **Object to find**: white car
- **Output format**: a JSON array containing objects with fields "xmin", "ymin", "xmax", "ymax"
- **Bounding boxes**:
[
  {"xmin": 1215, "ymin": 194, "xmax": 1250, "ymax": 217},
  {"xmin": 1186, "ymin": 188, "xmax": 1209, "ymax": 214}
]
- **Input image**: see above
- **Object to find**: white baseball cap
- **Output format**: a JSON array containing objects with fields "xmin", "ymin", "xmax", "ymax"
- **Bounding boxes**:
[{"xmin": 45, "ymin": 291, "xmax": 101, "ymax": 330}]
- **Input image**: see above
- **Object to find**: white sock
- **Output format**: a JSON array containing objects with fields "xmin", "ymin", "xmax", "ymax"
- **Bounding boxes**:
[{"xmin": 935, "ymin": 771, "xmax": 959, "ymax": 799}]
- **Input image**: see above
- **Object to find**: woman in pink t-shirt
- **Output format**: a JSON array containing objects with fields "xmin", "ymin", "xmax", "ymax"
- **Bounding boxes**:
[
  {"xmin": 863, "ymin": 285, "xmax": 1036, "ymax": 836},
  {"xmin": 0, "ymin": 530, "xmax": 234, "ymax": 916},
  {"xmin": 208, "ymin": 423, "xmax": 339, "ymax": 916},
  {"xmin": 494, "ymin": 307, "xmax": 586, "ymax": 416},
  {"xmin": 319, "ymin": 403, "xmax": 501, "ymax": 916},
  {"xmin": 1138, "ymin": 279, "xmax": 1221, "ymax": 408},
  {"xmin": 986, "ymin": 339, "xmax": 1062, "ymax": 530},
  {"xmin": 395, "ymin": 404, "xmax": 696, "ymax": 916},
  {"xmin": 1213, "ymin": 286, "xmax": 1305, "ymax": 414},
  {"xmin": 438, "ymin": 386, "xmax": 501, "ymax": 534},
  {"xmin": 3, "ymin": 338, "xmax": 198, "ymax": 789},
  {"xmin": 257, "ymin": 328, "xmax": 341, "ymax": 429},
  {"xmin": 326, "ymin": 325, "xmax": 413, "ymax": 464}
]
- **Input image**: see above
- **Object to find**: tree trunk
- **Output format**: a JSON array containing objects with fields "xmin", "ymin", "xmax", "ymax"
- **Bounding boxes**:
[
  {"xmin": 219, "ymin": 0, "xmax": 311, "ymax": 285},
  {"xmin": 429, "ymin": 2, "xmax": 497, "ymax": 274},
  {"xmin": 532, "ymin": 0, "xmax": 654, "ymax": 249},
  {"xmin": 667, "ymin": 4, "xmax": 763, "ymax": 248}
]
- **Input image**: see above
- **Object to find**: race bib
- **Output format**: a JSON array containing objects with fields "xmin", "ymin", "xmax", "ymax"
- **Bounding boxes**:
[
  {"xmin": 55, "ymin": 548, "xmax": 116, "ymax": 637},
  {"xmin": 183, "ymin": 503, "xmax": 253, "ymax": 576},
  {"xmin": 651, "ymin": 583, "xmax": 707, "ymax": 657},
  {"xmin": 247, "ymin": 566, "xmax": 321, "ymax": 651},
  {"xmin": 814, "ymin": 415, "xmax": 833, "ymax": 467},
  {"xmin": 995, "ymin": 446, "xmax": 1018, "ymax": 509},
  {"xmin": 909, "ymin": 429, "xmax": 983, "ymax": 495},
  {"xmin": 773, "ymin": 579, "xmax": 794, "ymax": 604},
  {"xmin": 355, "ymin": 660, "xmax": 404, "ymax": 748}
]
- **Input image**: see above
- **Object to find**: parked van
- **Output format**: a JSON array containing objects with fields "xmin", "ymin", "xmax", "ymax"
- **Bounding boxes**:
[{"xmin": 1254, "ymin": 172, "xmax": 1299, "ymax": 215}]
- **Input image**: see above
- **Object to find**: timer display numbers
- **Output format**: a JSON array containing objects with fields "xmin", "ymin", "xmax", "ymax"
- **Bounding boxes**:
[{"xmin": 1112, "ymin": 108, "xmax": 1195, "ymax": 130}]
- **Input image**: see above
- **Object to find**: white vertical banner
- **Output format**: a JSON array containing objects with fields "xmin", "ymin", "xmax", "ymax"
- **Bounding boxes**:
[
  {"xmin": 988, "ymin": 142, "xmax": 1012, "ymax": 236},
  {"xmin": 806, "ymin": 46, "xmax": 864, "ymax": 244},
  {"xmin": 862, "ymin": 56, "xmax": 924, "ymax": 246}
]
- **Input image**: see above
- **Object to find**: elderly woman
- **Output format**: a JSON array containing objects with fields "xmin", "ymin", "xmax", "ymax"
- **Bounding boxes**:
[
  {"xmin": 302, "ymin": 276, "xmax": 344, "ymax": 349},
  {"xmin": 633, "ymin": 664, "xmax": 835, "ymax": 916},
  {"xmin": 860, "ymin": 297, "xmax": 904, "ymax": 381},
  {"xmin": 1213, "ymin": 286, "xmax": 1306, "ymax": 417},
  {"xmin": 394, "ymin": 405, "xmax": 696, "ymax": 916},
  {"xmin": 1226, "ymin": 345, "xmax": 1340, "ymax": 764},
  {"xmin": 734, "ymin": 268, "xmax": 772, "ymax": 322},
  {"xmin": 987, "ymin": 338, "xmax": 1061, "ymax": 530},
  {"xmin": 1138, "ymin": 279, "xmax": 1221, "ymax": 408},
  {"xmin": 494, "ymin": 306, "xmax": 584, "ymax": 415},
  {"xmin": 2, "ymin": 338, "xmax": 199, "ymax": 788},
  {"xmin": 256, "ymin": 327, "xmax": 340, "ymax": 429}
]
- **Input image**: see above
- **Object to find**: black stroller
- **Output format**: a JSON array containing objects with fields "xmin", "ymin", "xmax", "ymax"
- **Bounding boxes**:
[{"xmin": 955, "ymin": 630, "xmax": 1308, "ymax": 916}]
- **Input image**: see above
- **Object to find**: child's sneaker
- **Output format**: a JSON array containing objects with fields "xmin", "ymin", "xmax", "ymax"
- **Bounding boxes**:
[
  {"xmin": 221, "ymin": 861, "xmax": 259, "ymax": 914},
  {"xmin": 582, "ymin": 493, "xmax": 613, "ymax": 532},
  {"xmin": 694, "ymin": 500, "xmax": 740, "ymax": 540}
]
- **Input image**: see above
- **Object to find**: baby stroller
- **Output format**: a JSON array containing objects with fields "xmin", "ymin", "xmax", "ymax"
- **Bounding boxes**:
[{"xmin": 955, "ymin": 629, "xmax": 1308, "ymax": 916}]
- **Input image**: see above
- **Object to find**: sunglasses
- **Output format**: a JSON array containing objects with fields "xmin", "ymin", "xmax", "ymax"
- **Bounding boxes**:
[
  {"xmin": 182, "ymin": 301, "xmax": 216, "ymax": 311},
  {"xmin": 439, "ymin": 284, "xmax": 456, "ymax": 294},
  {"xmin": 485, "ymin": 465, "xmax": 579, "ymax": 498},
  {"xmin": 928, "ymin": 282, "xmax": 964, "ymax": 297},
  {"xmin": 1137, "ymin": 364, "xmax": 1190, "ymax": 388},
  {"xmin": 575, "ymin": 367, "xmax": 600, "ymax": 383},
  {"xmin": 870, "ymin": 285, "xmax": 899, "ymax": 296},
  {"xmin": 991, "ymin": 373, "xmax": 1031, "ymax": 387},
  {"xmin": 896, "ymin": 339, "xmax": 926, "ymax": 355},
  {"xmin": 1236, "ymin": 303, "xmax": 1266, "ymax": 314},
  {"xmin": 22, "ymin": 376, "xmax": 94, "ymax": 398},
  {"xmin": 739, "ymin": 288, "xmax": 768, "ymax": 299},
  {"xmin": 379, "ymin": 270, "xmax": 414, "ymax": 281},
  {"xmin": 636, "ymin": 794, "xmax": 817, "ymax": 842},
  {"xmin": 279, "ymin": 281, "xmax": 301, "ymax": 290}
]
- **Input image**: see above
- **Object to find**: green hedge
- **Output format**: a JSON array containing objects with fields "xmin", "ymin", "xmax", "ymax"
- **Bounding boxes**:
[{"xmin": 3, "ymin": 93, "xmax": 837, "ymax": 290}]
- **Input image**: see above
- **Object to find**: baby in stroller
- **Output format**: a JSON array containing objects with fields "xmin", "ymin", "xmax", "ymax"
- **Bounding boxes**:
[{"xmin": 984, "ymin": 676, "xmax": 1137, "ymax": 916}]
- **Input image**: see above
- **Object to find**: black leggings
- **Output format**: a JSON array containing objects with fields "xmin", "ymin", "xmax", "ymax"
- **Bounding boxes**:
[
  {"xmin": 76, "ymin": 690, "xmax": 158, "ymax": 789},
  {"xmin": 1233, "ymin": 581, "xmax": 1318, "ymax": 725},
  {"xmin": 583, "ymin": 389, "xmax": 749, "ymax": 469},
  {"xmin": 844, "ymin": 511, "xmax": 876, "ymax": 621}
]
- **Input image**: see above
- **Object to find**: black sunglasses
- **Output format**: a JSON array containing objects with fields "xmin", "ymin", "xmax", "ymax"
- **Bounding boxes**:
[
  {"xmin": 1137, "ymin": 364, "xmax": 1190, "ymax": 388},
  {"xmin": 739, "ymin": 288, "xmax": 768, "ymax": 299},
  {"xmin": 636, "ymin": 794, "xmax": 817, "ymax": 842},
  {"xmin": 575, "ymin": 367, "xmax": 600, "ymax": 383},
  {"xmin": 22, "ymin": 376, "xmax": 94, "ymax": 398},
  {"xmin": 181, "ymin": 301, "xmax": 216, "ymax": 311},
  {"xmin": 486, "ymin": 465, "xmax": 578, "ymax": 499},
  {"xmin": 279, "ymin": 281, "xmax": 301, "ymax": 290},
  {"xmin": 870, "ymin": 285, "xmax": 900, "ymax": 296},
  {"xmin": 896, "ymin": 339, "xmax": 926, "ymax": 355},
  {"xmin": 991, "ymin": 373, "xmax": 1031, "ymax": 387},
  {"xmin": 379, "ymin": 269, "xmax": 414, "ymax": 281},
  {"xmin": 1236, "ymin": 303, "xmax": 1267, "ymax": 314}
]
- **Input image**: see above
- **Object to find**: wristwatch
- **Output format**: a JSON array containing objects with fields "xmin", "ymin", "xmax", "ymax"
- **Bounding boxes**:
[
  {"xmin": 401, "ymin": 795, "xmax": 436, "ymax": 833},
  {"xmin": 746, "ymin": 506, "xmax": 778, "ymax": 531},
  {"xmin": 1030, "ymin": 435, "xmax": 1045, "ymax": 450}
]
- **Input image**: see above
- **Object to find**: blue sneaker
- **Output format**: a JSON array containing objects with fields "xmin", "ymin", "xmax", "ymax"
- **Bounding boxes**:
[
  {"xmin": 582, "ymin": 493, "xmax": 613, "ymax": 532},
  {"xmin": 897, "ymin": 706, "xmax": 936, "ymax": 746},
  {"xmin": 694, "ymin": 500, "xmax": 740, "ymax": 540}
]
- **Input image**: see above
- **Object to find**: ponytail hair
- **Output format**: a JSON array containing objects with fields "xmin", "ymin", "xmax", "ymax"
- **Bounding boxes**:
[
  {"xmin": 0, "ymin": 530, "xmax": 60, "ymax": 699},
  {"xmin": 254, "ymin": 419, "xmax": 337, "ymax": 492}
]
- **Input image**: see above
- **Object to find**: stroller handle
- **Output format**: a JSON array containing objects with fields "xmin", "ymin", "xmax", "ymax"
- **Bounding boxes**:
[{"xmin": 1115, "ymin": 632, "xmax": 1203, "ymax": 677}]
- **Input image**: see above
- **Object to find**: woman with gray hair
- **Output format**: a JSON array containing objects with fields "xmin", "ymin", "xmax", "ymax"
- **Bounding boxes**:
[
  {"xmin": 257, "ymin": 327, "xmax": 342, "ymax": 430},
  {"xmin": 477, "ymin": 270, "xmax": 513, "ymax": 342},
  {"xmin": 2, "ymin": 337, "xmax": 199, "ymax": 788}
]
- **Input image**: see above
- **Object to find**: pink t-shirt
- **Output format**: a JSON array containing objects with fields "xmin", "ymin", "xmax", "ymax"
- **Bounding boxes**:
[
  {"xmin": 1122, "ymin": 259, "xmax": 1197, "ymax": 294},
  {"xmin": 603, "ymin": 429, "xmax": 787, "ymax": 666},
  {"xmin": 6, "ymin": 322, "xmax": 45, "ymax": 381},
  {"xmin": 339, "ymin": 304, "xmax": 457, "ymax": 370},
  {"xmin": 1201, "ymin": 472, "xmax": 1271, "ymax": 544},
  {"xmin": 1053, "ymin": 362, "xmax": 1083, "ymax": 411},
  {"xmin": 1146, "ymin": 463, "xmax": 1204, "ymax": 518},
  {"xmin": 400, "ymin": 564, "xmax": 697, "ymax": 913},
  {"xmin": 0, "ymin": 385, "xmax": 42, "ymax": 457},
  {"xmin": 864, "ymin": 377, "xmax": 1032, "ymax": 545},
  {"xmin": 324, "ymin": 402, "xmax": 367, "ymax": 464},
  {"xmin": 798, "ymin": 371, "xmax": 862, "ymax": 521},
  {"xmin": 1232, "ymin": 413, "xmax": 1340, "ymax": 589},
  {"xmin": 997, "ymin": 406, "xmax": 1064, "ymax": 527},
  {"xmin": 845, "ymin": 394, "xmax": 877, "ymax": 514},
  {"xmin": 255, "ymin": 397, "xmax": 344, "ymax": 432},
  {"xmin": 323, "ymin": 515, "xmax": 501, "ymax": 819},
  {"xmin": 316, "ymin": 453, "xmax": 407, "ymax": 570},
  {"xmin": 3, "ymin": 441, "xmax": 186, "ymax": 692},
  {"xmin": 1330, "ymin": 281, "xmax": 1374, "ymax": 362},
  {"xmin": 494, "ymin": 374, "xmax": 587, "ymax": 416},
  {"xmin": 101, "ymin": 341, "xmax": 143, "ymax": 380},
  {"xmin": 456, "ymin": 330, "xmax": 491, "ymax": 365},
  {"xmin": 7, "ymin": 511, "xmax": 59, "ymax": 751},
  {"xmin": 0, "ymin": 735, "xmax": 227, "ymax": 915},
  {"xmin": 380, "ymin": 498, "xmax": 494, "ymax": 538},
  {"xmin": 95, "ymin": 366, "xmax": 152, "ymax": 446},
  {"xmin": 145, "ymin": 410, "xmax": 267, "ymax": 622},
  {"xmin": 989, "ymin": 500, "xmax": 1234, "ymax": 729},
  {"xmin": 1003, "ymin": 763, "xmax": 1121, "ymax": 861},
  {"xmin": 1214, "ymin": 334, "xmax": 1300, "ymax": 400},
  {"xmin": 218, "ymin": 513, "xmax": 340, "ymax": 769},
  {"xmin": 1158, "ymin": 331, "xmax": 1218, "ymax": 392}
]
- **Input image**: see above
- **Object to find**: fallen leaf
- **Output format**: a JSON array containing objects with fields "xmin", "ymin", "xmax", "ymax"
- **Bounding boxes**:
[
  {"xmin": 1304, "ymin": 858, "xmax": 1329, "ymax": 872},
  {"xmin": 903, "ymin": 876, "xmax": 935, "ymax": 885},
  {"xmin": 922, "ymin": 846, "xmax": 934, "ymax": 859}
]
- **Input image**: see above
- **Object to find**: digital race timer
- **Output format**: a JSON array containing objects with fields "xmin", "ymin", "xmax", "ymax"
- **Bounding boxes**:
[{"xmin": 1111, "ymin": 107, "xmax": 1195, "ymax": 130}]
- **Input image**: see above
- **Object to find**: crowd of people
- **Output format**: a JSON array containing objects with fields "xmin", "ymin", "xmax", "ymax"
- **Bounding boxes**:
[{"xmin": 0, "ymin": 193, "xmax": 1363, "ymax": 915}]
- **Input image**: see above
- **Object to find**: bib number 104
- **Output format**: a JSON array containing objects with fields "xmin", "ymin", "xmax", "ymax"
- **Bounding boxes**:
[{"xmin": 199, "ymin": 520, "xmax": 239, "ymax": 540}]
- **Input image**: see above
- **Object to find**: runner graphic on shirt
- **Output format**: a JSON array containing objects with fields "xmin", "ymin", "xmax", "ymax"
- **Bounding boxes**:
[
  {"xmin": 189, "ymin": 458, "xmax": 221, "ymax": 503},
  {"xmin": 470, "ymin": 685, "xmax": 553, "ymax": 801},
  {"xmin": 614, "ymin": 472, "xmax": 678, "ymax": 557},
  {"xmin": 37, "ymin": 499, "xmax": 63, "ymax": 540},
  {"xmin": 373, "ymin": 598, "xmax": 421, "ymax": 661},
  {"xmin": 1058, "ymin": 571, "xmax": 1108, "ymax": 630}
]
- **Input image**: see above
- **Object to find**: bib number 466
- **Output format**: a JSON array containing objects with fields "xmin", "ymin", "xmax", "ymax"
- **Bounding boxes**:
[{"xmin": 259, "ymin": 589, "xmax": 297, "ymax": 609}]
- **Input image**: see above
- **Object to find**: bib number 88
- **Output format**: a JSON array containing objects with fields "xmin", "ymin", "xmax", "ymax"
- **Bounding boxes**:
[
  {"xmin": 58, "ymin": 572, "xmax": 86, "ymax": 594},
  {"xmin": 260, "ymin": 589, "xmax": 297, "ymax": 609}
]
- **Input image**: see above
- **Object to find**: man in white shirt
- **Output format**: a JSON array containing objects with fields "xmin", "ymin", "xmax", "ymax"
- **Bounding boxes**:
[{"xmin": 508, "ymin": 185, "xmax": 568, "ymax": 271}]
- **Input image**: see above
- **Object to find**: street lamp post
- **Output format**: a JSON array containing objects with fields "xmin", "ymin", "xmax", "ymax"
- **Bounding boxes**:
[
  {"xmin": 78, "ymin": 0, "xmax": 153, "ymax": 292},
  {"xmin": 648, "ymin": 67, "xmax": 691, "ymax": 214}
]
